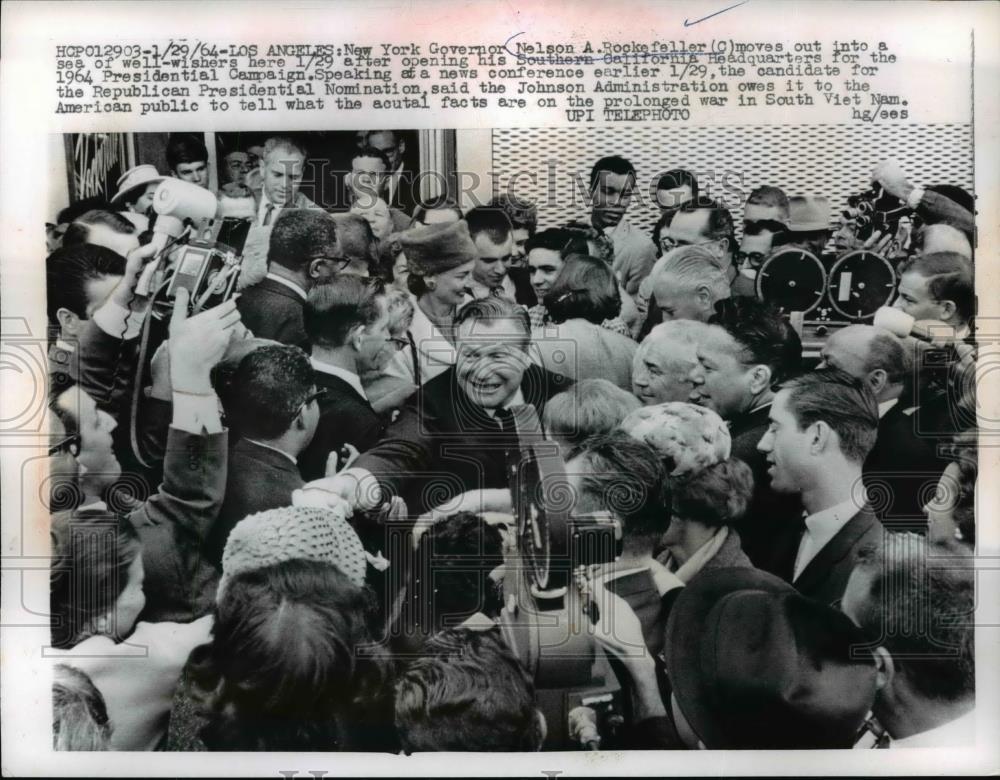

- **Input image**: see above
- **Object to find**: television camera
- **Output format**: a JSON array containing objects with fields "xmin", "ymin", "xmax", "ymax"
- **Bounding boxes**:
[
  {"xmin": 754, "ymin": 185, "xmax": 916, "ymax": 359},
  {"xmin": 128, "ymin": 178, "xmax": 253, "ymax": 466}
]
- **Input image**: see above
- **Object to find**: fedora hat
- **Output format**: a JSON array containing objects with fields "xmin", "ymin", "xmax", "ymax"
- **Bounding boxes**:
[
  {"xmin": 110, "ymin": 164, "xmax": 167, "ymax": 205},
  {"xmin": 665, "ymin": 568, "xmax": 877, "ymax": 749}
]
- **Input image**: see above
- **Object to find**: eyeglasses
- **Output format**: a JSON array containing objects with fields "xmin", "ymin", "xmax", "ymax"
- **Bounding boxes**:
[
  {"xmin": 48, "ymin": 433, "xmax": 81, "ymax": 457},
  {"xmin": 743, "ymin": 219, "xmax": 788, "ymax": 236},
  {"xmin": 298, "ymin": 388, "xmax": 327, "ymax": 412},
  {"xmin": 735, "ymin": 250, "xmax": 767, "ymax": 268},
  {"xmin": 312, "ymin": 255, "xmax": 355, "ymax": 273},
  {"xmin": 659, "ymin": 235, "xmax": 714, "ymax": 253}
]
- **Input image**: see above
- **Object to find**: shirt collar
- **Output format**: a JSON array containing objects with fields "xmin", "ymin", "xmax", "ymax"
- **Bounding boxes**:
[
  {"xmin": 878, "ymin": 398, "xmax": 900, "ymax": 418},
  {"xmin": 804, "ymin": 497, "xmax": 860, "ymax": 542},
  {"xmin": 311, "ymin": 357, "xmax": 368, "ymax": 400},
  {"xmin": 265, "ymin": 272, "xmax": 308, "ymax": 301},
  {"xmin": 243, "ymin": 438, "xmax": 299, "ymax": 466},
  {"xmin": 55, "ymin": 338, "xmax": 76, "ymax": 353},
  {"xmin": 484, "ymin": 388, "xmax": 525, "ymax": 418}
]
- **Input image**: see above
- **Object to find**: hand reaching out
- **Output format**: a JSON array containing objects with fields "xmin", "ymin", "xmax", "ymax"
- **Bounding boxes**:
[{"xmin": 168, "ymin": 288, "xmax": 241, "ymax": 394}]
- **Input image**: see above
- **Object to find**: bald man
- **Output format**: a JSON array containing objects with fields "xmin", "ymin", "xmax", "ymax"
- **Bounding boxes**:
[{"xmin": 819, "ymin": 324, "xmax": 944, "ymax": 530}]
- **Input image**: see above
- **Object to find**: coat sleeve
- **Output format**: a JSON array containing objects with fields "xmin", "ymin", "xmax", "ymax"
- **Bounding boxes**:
[
  {"xmin": 917, "ymin": 190, "xmax": 975, "ymax": 238},
  {"xmin": 128, "ymin": 427, "xmax": 227, "ymax": 618},
  {"xmin": 352, "ymin": 400, "xmax": 433, "ymax": 503}
]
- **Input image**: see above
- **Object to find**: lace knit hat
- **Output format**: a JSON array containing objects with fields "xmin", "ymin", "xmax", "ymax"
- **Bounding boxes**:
[
  {"xmin": 620, "ymin": 401, "xmax": 731, "ymax": 476},
  {"xmin": 217, "ymin": 505, "xmax": 367, "ymax": 598}
]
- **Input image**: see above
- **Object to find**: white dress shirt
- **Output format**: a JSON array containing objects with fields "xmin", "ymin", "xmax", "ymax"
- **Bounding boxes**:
[
  {"xmin": 877, "ymin": 398, "xmax": 899, "ymax": 418},
  {"xmin": 889, "ymin": 708, "xmax": 975, "ymax": 748},
  {"xmin": 793, "ymin": 498, "xmax": 861, "ymax": 580},
  {"xmin": 311, "ymin": 356, "xmax": 367, "ymax": 401}
]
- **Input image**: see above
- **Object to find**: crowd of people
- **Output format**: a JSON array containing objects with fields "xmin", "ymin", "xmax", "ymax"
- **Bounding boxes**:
[{"xmin": 45, "ymin": 131, "xmax": 977, "ymax": 752}]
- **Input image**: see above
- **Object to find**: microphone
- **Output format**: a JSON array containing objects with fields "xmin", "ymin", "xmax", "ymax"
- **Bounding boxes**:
[
  {"xmin": 873, "ymin": 307, "xmax": 957, "ymax": 344},
  {"xmin": 136, "ymin": 179, "xmax": 220, "ymax": 295}
]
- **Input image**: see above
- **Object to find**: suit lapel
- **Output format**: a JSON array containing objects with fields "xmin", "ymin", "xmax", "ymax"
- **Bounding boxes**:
[{"xmin": 793, "ymin": 506, "xmax": 875, "ymax": 593}]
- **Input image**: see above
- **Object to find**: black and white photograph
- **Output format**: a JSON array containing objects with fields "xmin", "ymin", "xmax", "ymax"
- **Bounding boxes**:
[{"xmin": 1, "ymin": 1, "xmax": 997, "ymax": 776}]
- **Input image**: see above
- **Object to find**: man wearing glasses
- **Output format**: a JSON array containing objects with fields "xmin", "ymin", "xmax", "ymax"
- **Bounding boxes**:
[
  {"xmin": 237, "ymin": 209, "xmax": 352, "ymax": 350},
  {"xmin": 297, "ymin": 276, "xmax": 395, "ymax": 481},
  {"xmin": 736, "ymin": 186, "xmax": 792, "ymax": 294},
  {"xmin": 636, "ymin": 201, "xmax": 739, "ymax": 337},
  {"xmin": 588, "ymin": 155, "xmax": 657, "ymax": 297}
]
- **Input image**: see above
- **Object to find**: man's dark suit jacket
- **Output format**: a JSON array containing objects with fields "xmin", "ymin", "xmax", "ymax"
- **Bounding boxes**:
[
  {"xmin": 205, "ymin": 437, "xmax": 304, "ymax": 567},
  {"xmin": 237, "ymin": 276, "xmax": 308, "ymax": 350},
  {"xmin": 298, "ymin": 370, "xmax": 387, "ymax": 481},
  {"xmin": 793, "ymin": 504, "xmax": 884, "ymax": 608},
  {"xmin": 354, "ymin": 364, "xmax": 571, "ymax": 516},
  {"xmin": 864, "ymin": 402, "xmax": 946, "ymax": 532},
  {"xmin": 729, "ymin": 403, "xmax": 805, "ymax": 580}
]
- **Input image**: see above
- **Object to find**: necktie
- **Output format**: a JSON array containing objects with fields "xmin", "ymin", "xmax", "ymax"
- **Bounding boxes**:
[
  {"xmin": 495, "ymin": 407, "xmax": 515, "ymax": 435},
  {"xmin": 262, "ymin": 203, "xmax": 275, "ymax": 226}
]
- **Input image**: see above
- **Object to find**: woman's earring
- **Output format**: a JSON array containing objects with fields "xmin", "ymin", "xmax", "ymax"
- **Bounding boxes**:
[{"xmin": 426, "ymin": 278, "xmax": 437, "ymax": 290}]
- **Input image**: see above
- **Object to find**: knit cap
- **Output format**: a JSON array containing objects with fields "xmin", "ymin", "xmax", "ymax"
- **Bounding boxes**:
[
  {"xmin": 217, "ymin": 505, "xmax": 367, "ymax": 598},
  {"xmin": 621, "ymin": 402, "xmax": 731, "ymax": 476}
]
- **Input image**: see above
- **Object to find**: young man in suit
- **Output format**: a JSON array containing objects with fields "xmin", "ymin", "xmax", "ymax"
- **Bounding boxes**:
[
  {"xmin": 307, "ymin": 296, "xmax": 570, "ymax": 517},
  {"xmin": 49, "ymin": 289, "xmax": 238, "ymax": 623},
  {"xmin": 757, "ymin": 369, "xmax": 884, "ymax": 607},
  {"xmin": 819, "ymin": 324, "xmax": 943, "ymax": 531},
  {"xmin": 237, "ymin": 208, "xmax": 347, "ymax": 350},
  {"xmin": 298, "ymin": 276, "xmax": 394, "ymax": 481},
  {"xmin": 206, "ymin": 344, "xmax": 321, "ymax": 567},
  {"xmin": 687, "ymin": 297, "xmax": 804, "ymax": 577}
]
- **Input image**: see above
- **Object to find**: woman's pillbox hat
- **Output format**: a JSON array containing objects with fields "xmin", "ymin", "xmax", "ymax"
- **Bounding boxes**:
[{"xmin": 399, "ymin": 220, "xmax": 478, "ymax": 277}]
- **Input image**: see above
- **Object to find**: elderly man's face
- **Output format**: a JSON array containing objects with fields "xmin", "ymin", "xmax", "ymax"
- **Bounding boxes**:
[
  {"xmin": 262, "ymin": 151, "xmax": 305, "ymax": 207},
  {"xmin": 632, "ymin": 338, "xmax": 698, "ymax": 405},
  {"xmin": 455, "ymin": 317, "xmax": 530, "ymax": 409},
  {"xmin": 651, "ymin": 272, "xmax": 714, "ymax": 322}
]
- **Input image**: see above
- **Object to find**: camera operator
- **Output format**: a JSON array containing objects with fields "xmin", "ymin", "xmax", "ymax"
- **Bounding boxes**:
[
  {"xmin": 50, "ymin": 286, "xmax": 238, "ymax": 623},
  {"xmin": 871, "ymin": 160, "xmax": 975, "ymax": 244}
]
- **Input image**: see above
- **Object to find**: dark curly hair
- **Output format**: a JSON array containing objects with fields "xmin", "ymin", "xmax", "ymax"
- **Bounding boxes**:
[
  {"xmin": 187, "ymin": 559, "xmax": 394, "ymax": 752},
  {"xmin": 543, "ymin": 254, "xmax": 621, "ymax": 324}
]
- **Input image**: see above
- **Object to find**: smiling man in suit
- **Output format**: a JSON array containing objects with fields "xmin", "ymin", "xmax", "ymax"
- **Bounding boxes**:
[
  {"xmin": 757, "ymin": 368, "xmax": 885, "ymax": 606},
  {"xmin": 298, "ymin": 276, "xmax": 394, "ymax": 481},
  {"xmin": 309, "ymin": 295, "xmax": 570, "ymax": 517}
]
